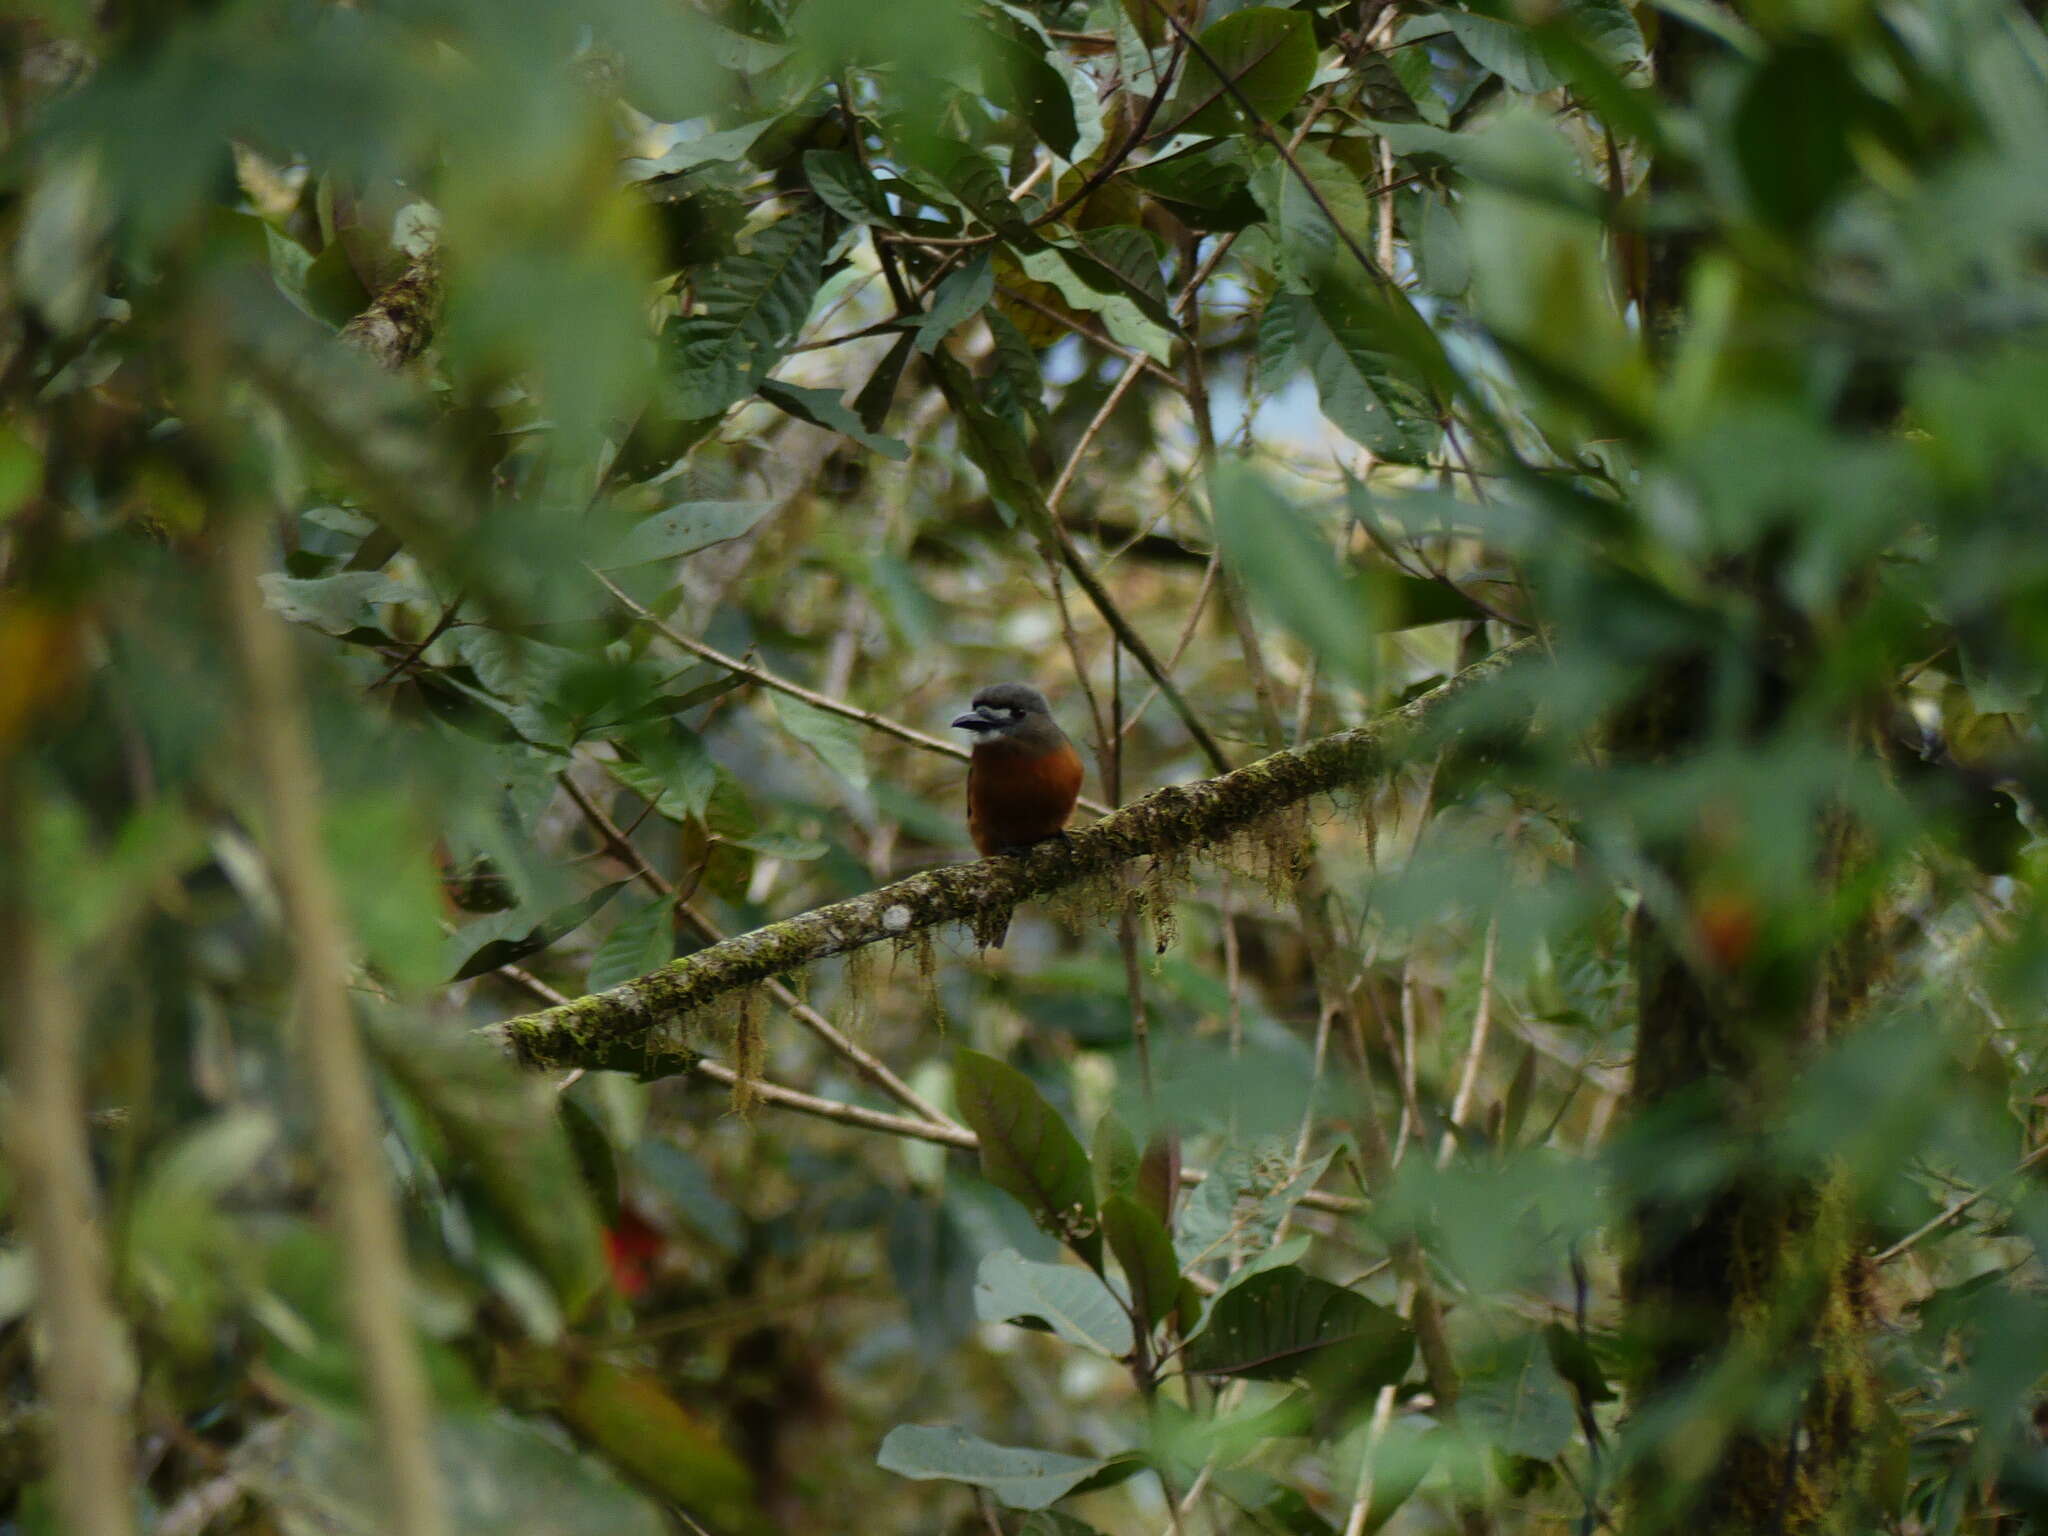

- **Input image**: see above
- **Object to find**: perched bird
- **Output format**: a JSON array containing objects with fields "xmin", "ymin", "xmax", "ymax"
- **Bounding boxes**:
[{"xmin": 951, "ymin": 682, "xmax": 1085, "ymax": 857}]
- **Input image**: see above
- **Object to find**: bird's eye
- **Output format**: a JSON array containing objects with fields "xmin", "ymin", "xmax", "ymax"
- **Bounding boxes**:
[{"xmin": 1004, "ymin": 705, "xmax": 1024, "ymax": 718}]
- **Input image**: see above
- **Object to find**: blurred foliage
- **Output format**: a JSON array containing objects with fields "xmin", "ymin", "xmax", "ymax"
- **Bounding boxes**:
[{"xmin": 6, "ymin": 0, "xmax": 2048, "ymax": 1532}]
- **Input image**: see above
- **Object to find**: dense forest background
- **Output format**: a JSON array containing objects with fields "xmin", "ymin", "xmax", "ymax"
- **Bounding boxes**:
[{"xmin": 7, "ymin": 0, "xmax": 2048, "ymax": 1531}]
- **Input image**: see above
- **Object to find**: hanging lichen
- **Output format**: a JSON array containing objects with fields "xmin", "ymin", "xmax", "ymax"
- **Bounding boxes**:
[
  {"xmin": 840, "ymin": 943, "xmax": 881, "ymax": 1041},
  {"xmin": 1139, "ymin": 848, "xmax": 1194, "ymax": 956},
  {"xmin": 727, "ymin": 987, "xmax": 764, "ymax": 1115}
]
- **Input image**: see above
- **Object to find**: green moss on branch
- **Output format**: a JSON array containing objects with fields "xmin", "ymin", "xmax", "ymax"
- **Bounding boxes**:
[{"xmin": 487, "ymin": 638, "xmax": 1537, "ymax": 1073}]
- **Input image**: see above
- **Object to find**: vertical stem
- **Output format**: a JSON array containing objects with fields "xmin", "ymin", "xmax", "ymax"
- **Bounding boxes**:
[
  {"xmin": 218, "ymin": 516, "xmax": 447, "ymax": 1536},
  {"xmin": 1439, "ymin": 918, "xmax": 1499, "ymax": 1167},
  {"xmin": 0, "ymin": 769, "xmax": 138, "ymax": 1536}
]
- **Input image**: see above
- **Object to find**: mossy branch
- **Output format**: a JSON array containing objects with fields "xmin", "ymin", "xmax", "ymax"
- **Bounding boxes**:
[
  {"xmin": 488, "ymin": 638, "xmax": 1537, "ymax": 1073},
  {"xmin": 339, "ymin": 252, "xmax": 441, "ymax": 371}
]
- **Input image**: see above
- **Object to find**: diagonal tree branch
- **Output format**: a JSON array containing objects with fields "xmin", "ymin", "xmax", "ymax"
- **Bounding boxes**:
[{"xmin": 487, "ymin": 638, "xmax": 1534, "ymax": 1073}]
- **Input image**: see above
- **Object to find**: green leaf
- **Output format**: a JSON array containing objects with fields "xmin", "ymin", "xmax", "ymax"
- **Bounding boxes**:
[
  {"xmin": 661, "ymin": 208, "xmax": 825, "ymax": 419},
  {"xmin": 927, "ymin": 348, "xmax": 1046, "ymax": 526},
  {"xmin": 974, "ymin": 1249, "xmax": 1134, "ymax": 1357},
  {"xmin": 916, "ymin": 252, "xmax": 995, "ymax": 354},
  {"xmin": 258, "ymin": 571, "xmax": 420, "ymax": 637},
  {"xmin": 855, "ymin": 329, "xmax": 918, "ymax": 428},
  {"xmin": 804, "ymin": 148, "xmax": 904, "ymax": 229},
  {"xmin": 1163, "ymin": 7, "xmax": 1317, "ymax": 136},
  {"xmin": 1733, "ymin": 39, "xmax": 1866, "ymax": 235},
  {"xmin": 953, "ymin": 1047, "xmax": 1102, "ymax": 1269},
  {"xmin": 1181, "ymin": 1234, "xmax": 1309, "ymax": 1333},
  {"xmin": 1463, "ymin": 1332, "xmax": 1577, "ymax": 1459},
  {"xmin": 1445, "ymin": 12, "xmax": 1564, "ymax": 94},
  {"xmin": 978, "ymin": 11, "xmax": 1080, "ymax": 159},
  {"xmin": 877, "ymin": 1425, "xmax": 1119, "ymax": 1510},
  {"xmin": 1101, "ymin": 1195, "xmax": 1183, "ymax": 1338},
  {"xmin": 1184, "ymin": 1266, "xmax": 1413, "ymax": 1386},
  {"xmin": 1074, "ymin": 225, "xmax": 1169, "ymax": 312},
  {"xmin": 1544, "ymin": 1320, "xmax": 1615, "ymax": 1405},
  {"xmin": 1258, "ymin": 286, "xmax": 1441, "ymax": 463},
  {"xmin": 770, "ymin": 690, "xmax": 871, "ymax": 790},
  {"xmin": 758, "ymin": 379, "xmax": 911, "ymax": 460},
  {"xmin": 613, "ymin": 721, "xmax": 719, "ymax": 822},
  {"xmin": 1093, "ymin": 1114, "xmax": 1140, "ymax": 1205},
  {"xmin": 588, "ymin": 893, "xmax": 675, "ymax": 992},
  {"xmin": 984, "ymin": 311, "xmax": 1048, "ymax": 431},
  {"xmin": 236, "ymin": 1406, "xmax": 673, "ymax": 1536},
  {"xmin": 1012, "ymin": 242, "xmax": 1178, "ymax": 363},
  {"xmin": 123, "ymin": 1110, "xmax": 276, "ymax": 1357},
  {"xmin": 1246, "ymin": 140, "xmax": 1383, "ymax": 292},
  {"xmin": 445, "ymin": 880, "xmax": 630, "ymax": 981},
  {"xmin": 593, "ymin": 500, "xmax": 775, "ymax": 568},
  {"xmin": 917, "ymin": 138, "xmax": 1034, "ymax": 241},
  {"xmin": 1176, "ymin": 1135, "xmax": 1332, "ymax": 1266},
  {"xmin": 1211, "ymin": 464, "xmax": 1374, "ymax": 682},
  {"xmin": 554, "ymin": 1359, "xmax": 761, "ymax": 1520},
  {"xmin": 622, "ymin": 118, "xmax": 775, "ymax": 180},
  {"xmin": 1129, "ymin": 142, "xmax": 1264, "ymax": 230},
  {"xmin": 1409, "ymin": 190, "xmax": 1471, "ymax": 298},
  {"xmin": 369, "ymin": 1015, "xmax": 609, "ymax": 1316},
  {"xmin": 0, "ymin": 423, "xmax": 38, "ymax": 524},
  {"xmin": 1565, "ymin": 0, "xmax": 1648, "ymax": 71}
]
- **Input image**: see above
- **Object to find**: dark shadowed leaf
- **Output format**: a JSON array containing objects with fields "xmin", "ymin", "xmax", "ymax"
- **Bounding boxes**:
[
  {"xmin": 758, "ymin": 379, "xmax": 911, "ymax": 459},
  {"xmin": 1445, "ymin": 12, "xmax": 1562, "ymax": 94},
  {"xmin": 917, "ymin": 252, "xmax": 996, "ymax": 353},
  {"xmin": 1257, "ymin": 285, "xmax": 1440, "ymax": 463},
  {"xmin": 1101, "ymin": 1194, "xmax": 1183, "ymax": 1338},
  {"xmin": 954, "ymin": 1047, "xmax": 1102, "ymax": 1269},
  {"xmin": 1184, "ymin": 1266, "xmax": 1413, "ymax": 1386},
  {"xmin": 1163, "ymin": 7, "xmax": 1317, "ymax": 136},
  {"xmin": 445, "ymin": 880, "xmax": 630, "ymax": 981},
  {"xmin": 1733, "ymin": 39, "xmax": 1866, "ymax": 234},
  {"xmin": 804, "ymin": 148, "xmax": 904, "ymax": 229},
  {"xmin": 1544, "ymin": 1321, "xmax": 1615, "ymax": 1405},
  {"xmin": 661, "ymin": 208, "xmax": 825, "ymax": 419},
  {"xmin": 1463, "ymin": 1332, "xmax": 1577, "ymax": 1459},
  {"xmin": 978, "ymin": 11, "xmax": 1080, "ymax": 159}
]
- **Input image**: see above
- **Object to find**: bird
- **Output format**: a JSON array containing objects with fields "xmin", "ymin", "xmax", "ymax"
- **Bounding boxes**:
[{"xmin": 951, "ymin": 682, "xmax": 1085, "ymax": 858}]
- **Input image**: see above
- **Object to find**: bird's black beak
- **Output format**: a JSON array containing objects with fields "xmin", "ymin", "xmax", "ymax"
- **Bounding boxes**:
[{"xmin": 951, "ymin": 707, "xmax": 997, "ymax": 732}]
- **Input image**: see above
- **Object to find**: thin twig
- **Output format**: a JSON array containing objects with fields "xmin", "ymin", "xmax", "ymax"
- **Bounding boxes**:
[
  {"xmin": 1872, "ymin": 1140, "xmax": 2048, "ymax": 1266},
  {"xmin": 367, "ymin": 589, "xmax": 465, "ymax": 692},
  {"xmin": 1438, "ymin": 917, "xmax": 1499, "ymax": 1168},
  {"xmin": 1341, "ymin": 1383, "xmax": 1401, "ymax": 1536},
  {"xmin": 589, "ymin": 565, "xmax": 1113, "ymax": 817},
  {"xmin": 221, "ymin": 516, "xmax": 446, "ymax": 1536}
]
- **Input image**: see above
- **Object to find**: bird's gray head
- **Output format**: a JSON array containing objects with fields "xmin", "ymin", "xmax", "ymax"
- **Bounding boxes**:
[{"xmin": 951, "ymin": 682, "xmax": 1057, "ymax": 743}]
